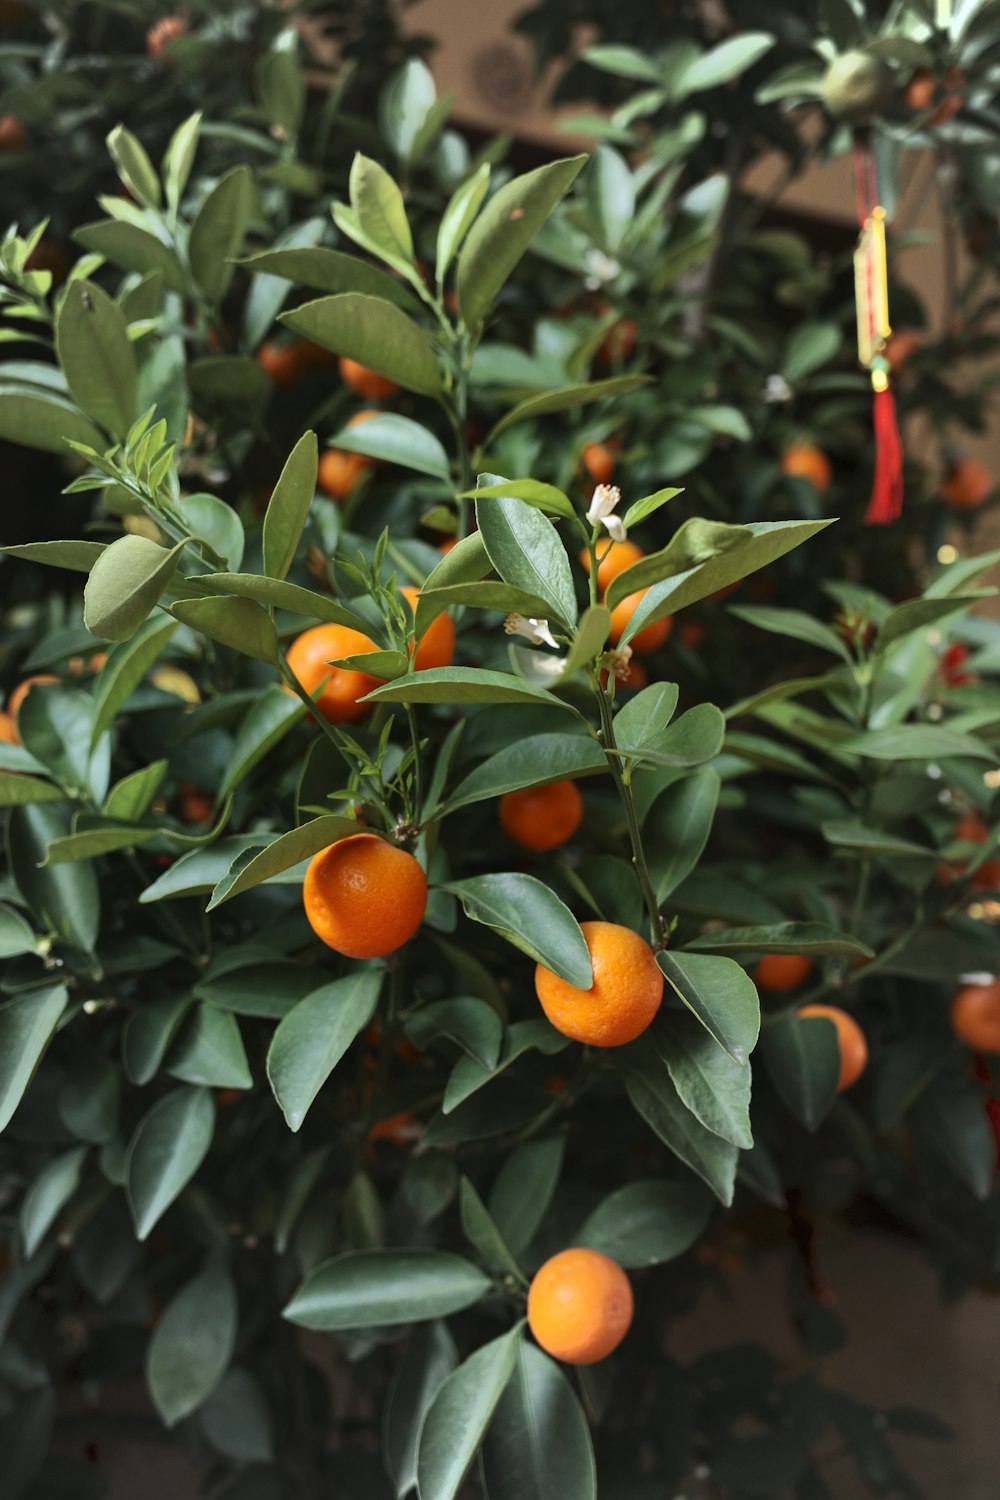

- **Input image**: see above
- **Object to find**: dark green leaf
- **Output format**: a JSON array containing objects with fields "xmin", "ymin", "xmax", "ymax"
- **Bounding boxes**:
[
  {"xmin": 146, "ymin": 1260, "xmax": 237, "ymax": 1426},
  {"xmin": 1, "ymin": 540, "xmax": 107, "ymax": 573},
  {"xmin": 415, "ymin": 1328, "xmax": 520, "ymax": 1500},
  {"xmin": 625, "ymin": 1051, "xmax": 739, "ymax": 1204},
  {"xmin": 0, "ymin": 985, "xmax": 68, "ymax": 1133},
  {"xmin": 0, "ymin": 771, "xmax": 65, "ymax": 808},
  {"xmin": 262, "ymin": 430, "xmax": 318, "ymax": 581},
  {"xmin": 476, "ymin": 492, "xmax": 576, "ymax": 628},
  {"xmin": 684, "ymin": 921, "xmax": 873, "ymax": 957},
  {"xmin": 329, "ymin": 412, "xmax": 451, "ymax": 480},
  {"xmin": 760, "ymin": 1010, "xmax": 840, "ymax": 1131},
  {"xmin": 481, "ymin": 1342, "xmax": 596, "ymax": 1500},
  {"xmin": 728, "ymin": 604, "xmax": 851, "ymax": 662},
  {"xmin": 126, "ymin": 1086, "xmax": 215, "ymax": 1239},
  {"xmin": 123, "ymin": 996, "xmax": 194, "ymax": 1085},
  {"xmin": 55, "ymin": 281, "xmax": 137, "ymax": 438},
  {"xmin": 189, "ymin": 165, "xmax": 252, "ymax": 303},
  {"xmin": 444, "ymin": 874, "xmax": 592, "ymax": 985},
  {"xmin": 104, "ymin": 760, "xmax": 168, "ymax": 823},
  {"xmin": 365, "ymin": 667, "xmax": 565, "ymax": 708},
  {"xmin": 284, "ymin": 1249, "xmax": 490, "ymax": 1330},
  {"xmin": 241, "ymin": 246, "xmax": 421, "ymax": 311},
  {"xmin": 489, "ymin": 1136, "xmax": 565, "ymax": 1255},
  {"xmin": 218, "ymin": 686, "xmax": 304, "ymax": 801},
  {"xmin": 656, "ymin": 950, "xmax": 760, "ymax": 1064},
  {"xmin": 281, "ymin": 293, "xmax": 441, "ymax": 398},
  {"xmin": 0, "ymin": 902, "xmax": 37, "ymax": 958},
  {"xmin": 207, "ymin": 814, "xmax": 358, "ymax": 908},
  {"xmin": 658, "ymin": 1014, "xmax": 753, "ymax": 1147},
  {"xmin": 385, "ymin": 1323, "xmax": 458, "ymax": 1498},
  {"xmin": 73, "ymin": 219, "xmax": 187, "ymax": 293},
  {"xmin": 171, "ymin": 595, "xmax": 279, "ymax": 664},
  {"xmin": 266, "ymin": 971, "xmax": 382, "ymax": 1130},
  {"xmin": 20, "ymin": 1145, "xmax": 87, "ymax": 1257},
  {"xmin": 84, "ymin": 537, "xmax": 184, "ymax": 642},
  {"xmin": 442, "ymin": 734, "xmax": 605, "ymax": 815},
  {"xmin": 458, "ymin": 1177, "xmax": 523, "ymax": 1278},
  {"xmin": 837, "ymin": 725, "xmax": 996, "ymax": 762},
  {"xmin": 576, "ymin": 1177, "xmax": 712, "ymax": 1266},
  {"xmin": 168, "ymin": 1004, "xmax": 252, "ymax": 1090},
  {"xmin": 90, "ymin": 615, "xmax": 179, "ymax": 748},
  {"xmin": 404, "ymin": 997, "xmax": 503, "ymax": 1068},
  {"xmin": 0, "ymin": 386, "xmax": 106, "ymax": 455},
  {"xmin": 487, "ymin": 374, "xmax": 651, "ymax": 443},
  {"xmin": 443, "ymin": 1020, "xmax": 567, "ymax": 1113},
  {"xmin": 195, "ymin": 571, "xmax": 367, "ymax": 630},
  {"xmin": 646, "ymin": 768, "xmax": 720, "ymax": 902},
  {"xmin": 200, "ymin": 1366, "xmax": 275, "ymax": 1463},
  {"xmin": 8, "ymin": 804, "xmax": 100, "ymax": 952}
]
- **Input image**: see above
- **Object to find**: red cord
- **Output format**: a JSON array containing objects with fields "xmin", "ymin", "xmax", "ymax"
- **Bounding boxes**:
[{"xmin": 865, "ymin": 384, "xmax": 905, "ymax": 525}]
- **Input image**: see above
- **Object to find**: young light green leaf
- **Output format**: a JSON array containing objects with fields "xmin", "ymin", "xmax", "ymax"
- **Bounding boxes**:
[
  {"xmin": 188, "ymin": 165, "xmax": 253, "ymax": 303},
  {"xmin": 162, "ymin": 111, "xmax": 202, "ymax": 214},
  {"xmin": 104, "ymin": 760, "xmax": 168, "ymax": 822},
  {"xmin": 436, "ymin": 162, "xmax": 491, "ymax": 283},
  {"xmin": 1, "ymin": 540, "xmax": 107, "ymax": 572},
  {"xmin": 471, "ymin": 477, "xmax": 576, "ymax": 519},
  {"xmin": 281, "ymin": 293, "xmax": 441, "ymax": 397},
  {"xmin": 170, "ymin": 595, "xmax": 279, "ymax": 664},
  {"xmin": 107, "ymin": 124, "xmax": 161, "ymax": 208},
  {"xmin": 84, "ymin": 537, "xmax": 185, "ymax": 641},
  {"xmin": 348, "ymin": 153, "xmax": 414, "ymax": 265}
]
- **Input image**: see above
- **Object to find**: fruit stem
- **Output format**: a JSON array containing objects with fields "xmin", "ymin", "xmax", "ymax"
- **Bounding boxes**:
[{"xmin": 592, "ymin": 675, "xmax": 666, "ymax": 945}]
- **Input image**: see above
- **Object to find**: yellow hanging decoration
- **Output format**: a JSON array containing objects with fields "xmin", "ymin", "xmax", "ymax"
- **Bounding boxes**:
[{"xmin": 854, "ymin": 206, "xmax": 891, "ymax": 381}]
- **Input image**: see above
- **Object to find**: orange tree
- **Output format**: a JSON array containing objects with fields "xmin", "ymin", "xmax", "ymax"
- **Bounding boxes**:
[{"xmin": 1, "ymin": 36, "xmax": 1000, "ymax": 1500}]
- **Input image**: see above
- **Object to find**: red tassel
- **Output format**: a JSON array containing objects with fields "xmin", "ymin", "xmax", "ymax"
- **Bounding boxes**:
[{"xmin": 864, "ymin": 383, "xmax": 904, "ymax": 525}]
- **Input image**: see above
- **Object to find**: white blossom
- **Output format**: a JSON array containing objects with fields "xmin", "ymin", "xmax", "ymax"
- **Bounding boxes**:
[
  {"xmin": 587, "ymin": 483, "xmax": 627, "ymax": 542},
  {"xmin": 504, "ymin": 614, "xmax": 559, "ymax": 650},
  {"xmin": 763, "ymin": 373, "xmax": 792, "ymax": 403},
  {"xmin": 584, "ymin": 248, "xmax": 621, "ymax": 288}
]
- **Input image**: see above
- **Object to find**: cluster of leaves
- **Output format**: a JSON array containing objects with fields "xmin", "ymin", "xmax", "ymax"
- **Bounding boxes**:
[{"xmin": 0, "ymin": 8, "xmax": 999, "ymax": 1499}]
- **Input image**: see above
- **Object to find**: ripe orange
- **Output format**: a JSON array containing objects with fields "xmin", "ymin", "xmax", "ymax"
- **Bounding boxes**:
[
  {"xmin": 904, "ymin": 69, "xmax": 935, "ymax": 111},
  {"xmin": 781, "ymin": 443, "xmax": 832, "ymax": 495},
  {"xmin": 67, "ymin": 652, "xmax": 108, "ymax": 676},
  {"xmin": 0, "ymin": 114, "xmax": 27, "ymax": 150},
  {"xmin": 7, "ymin": 674, "xmax": 59, "ymax": 717},
  {"xmin": 339, "ymin": 357, "xmax": 399, "ymax": 400},
  {"xmin": 285, "ymin": 623, "xmax": 381, "ymax": 724},
  {"xmin": 146, "ymin": 15, "xmax": 186, "ymax": 58},
  {"xmin": 400, "ymin": 585, "xmax": 455, "ymax": 672},
  {"xmin": 367, "ymin": 1111, "xmax": 422, "ymax": 1146},
  {"xmin": 579, "ymin": 538, "xmax": 643, "ymax": 596},
  {"xmin": 438, "ymin": 538, "xmax": 458, "ymax": 554},
  {"xmin": 581, "ymin": 441, "xmax": 616, "ymax": 486},
  {"xmin": 178, "ymin": 782, "xmax": 214, "ymax": 823},
  {"xmin": 942, "ymin": 458, "xmax": 991, "ymax": 510},
  {"xmin": 535, "ymin": 920, "xmax": 663, "ymax": 1047},
  {"xmin": 527, "ymin": 1249, "xmax": 633, "ymax": 1365},
  {"xmin": 951, "ymin": 981, "xmax": 1000, "ymax": 1053},
  {"xmin": 499, "ymin": 779, "xmax": 584, "ymax": 852},
  {"xmin": 0, "ymin": 710, "xmax": 16, "ymax": 744},
  {"xmin": 754, "ymin": 953, "xmax": 812, "ymax": 993},
  {"xmin": 303, "ymin": 833, "xmax": 427, "ymax": 958},
  {"xmin": 257, "ymin": 340, "xmax": 309, "ymax": 389},
  {"xmin": 797, "ymin": 1003, "xmax": 868, "ymax": 1091},
  {"xmin": 609, "ymin": 592, "xmax": 672, "ymax": 655},
  {"xmin": 317, "ymin": 411, "xmax": 379, "ymax": 502}
]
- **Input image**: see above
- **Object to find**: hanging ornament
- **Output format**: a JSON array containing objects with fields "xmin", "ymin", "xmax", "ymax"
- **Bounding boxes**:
[{"xmin": 853, "ymin": 133, "xmax": 904, "ymax": 525}]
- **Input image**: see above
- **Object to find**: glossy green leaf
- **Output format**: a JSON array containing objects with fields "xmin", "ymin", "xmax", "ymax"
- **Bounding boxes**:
[
  {"xmin": 487, "ymin": 373, "xmax": 651, "ymax": 443},
  {"xmin": 457, "ymin": 155, "xmax": 586, "ymax": 329},
  {"xmin": 241, "ymin": 246, "xmax": 421, "ymax": 311},
  {"xmin": 195, "ymin": 572, "xmax": 367, "ymax": 631},
  {"xmin": 329, "ymin": 412, "xmax": 451, "ymax": 481},
  {"xmin": 685, "ymin": 921, "xmax": 872, "ymax": 957},
  {"xmin": 458, "ymin": 1178, "xmax": 523, "ymax": 1279},
  {"xmin": 171, "ymin": 595, "xmax": 278, "ymax": 664},
  {"xmin": 74, "ymin": 219, "xmax": 187, "ymax": 292},
  {"xmin": 84, "ymin": 537, "xmax": 185, "ymax": 642},
  {"xmin": 90, "ymin": 615, "xmax": 179, "ymax": 748},
  {"xmin": 349, "ymin": 152, "xmax": 414, "ymax": 264},
  {"xmin": 437, "ymin": 162, "xmax": 490, "ymax": 283},
  {"xmin": 104, "ymin": 760, "xmax": 168, "ymax": 822},
  {"xmin": 55, "ymin": 280, "xmax": 138, "ymax": 438},
  {"xmin": 476, "ymin": 491, "xmax": 576, "ymax": 628},
  {"xmin": 138, "ymin": 835, "xmax": 265, "ymax": 903},
  {"xmin": 625, "ymin": 1050, "xmax": 739, "ymax": 1204},
  {"xmin": 658, "ymin": 1014, "xmax": 753, "ymax": 1147},
  {"xmin": 8, "ymin": 805, "xmax": 100, "ymax": 952},
  {"xmin": 404, "ymin": 997, "xmax": 503, "ymax": 1068},
  {"xmin": 0, "ymin": 985, "xmax": 68, "ymax": 1133},
  {"xmin": 0, "ymin": 386, "xmax": 106, "ymax": 454},
  {"xmin": 417, "ymin": 580, "xmax": 554, "ymax": 620},
  {"xmin": 728, "ymin": 604, "xmax": 851, "ymax": 662},
  {"xmin": 621, "ymin": 704, "xmax": 725, "ymax": 770},
  {"xmin": 607, "ymin": 517, "xmax": 751, "ymax": 611},
  {"xmin": 267, "ymin": 971, "xmax": 382, "ymax": 1131},
  {"xmin": 385, "ymin": 1323, "xmax": 458, "ymax": 1498},
  {"xmin": 218, "ymin": 686, "xmax": 305, "ymax": 801},
  {"xmin": 123, "ymin": 995, "xmax": 194, "ymax": 1085},
  {"xmin": 614, "ymin": 682, "xmax": 679, "ymax": 755},
  {"xmin": 189, "ymin": 165, "xmax": 252, "ymax": 303},
  {"xmin": 284, "ymin": 1249, "xmax": 490, "ymax": 1330},
  {"xmin": 821, "ymin": 821, "xmax": 936, "ymax": 860},
  {"xmin": 482, "ymin": 1341, "xmax": 597, "ymax": 1500},
  {"xmin": 488, "ymin": 1136, "xmax": 565, "ymax": 1255},
  {"xmin": 20, "ymin": 1145, "xmax": 88, "ymax": 1257},
  {"xmin": 365, "ymin": 667, "xmax": 564, "ymax": 708},
  {"xmin": 647, "ymin": 768, "xmax": 720, "ymax": 902},
  {"xmin": 781, "ymin": 321, "xmax": 842, "ymax": 383},
  {"xmin": 472, "ymin": 477, "xmax": 575, "ymax": 520},
  {"xmin": 180, "ymin": 493, "xmax": 245, "ymax": 570},
  {"xmin": 281, "ymin": 293, "xmax": 441, "ymax": 398},
  {"xmin": 760, "ymin": 1010, "xmax": 840, "ymax": 1132},
  {"xmin": 657, "ymin": 950, "xmax": 760, "ymax": 1065},
  {"xmin": 261, "ymin": 430, "xmax": 318, "ymax": 581},
  {"xmin": 576, "ymin": 1177, "xmax": 712, "ymax": 1266},
  {"xmin": 443, "ymin": 733, "xmax": 604, "ymax": 815},
  {"xmin": 878, "ymin": 595, "xmax": 986, "ymax": 649},
  {"xmin": 444, "ymin": 873, "xmax": 592, "ymax": 986},
  {"xmin": 415, "ymin": 1328, "xmax": 521, "ymax": 1500},
  {"xmin": 200, "ymin": 1365, "xmax": 275, "ymax": 1463},
  {"xmin": 146, "ymin": 1260, "xmax": 237, "ymax": 1426},
  {"xmin": 0, "ymin": 902, "xmax": 37, "ymax": 958},
  {"xmin": 207, "ymin": 814, "xmax": 358, "ymax": 909},
  {"xmin": 43, "ymin": 825, "xmax": 159, "ymax": 864},
  {"xmin": 443, "ymin": 1019, "xmax": 567, "ymax": 1113},
  {"xmin": 162, "ymin": 111, "xmax": 201, "ymax": 215},
  {"xmin": 622, "ymin": 486, "xmax": 684, "ymax": 530},
  {"xmin": 126, "ymin": 1086, "xmax": 215, "ymax": 1239},
  {"xmin": 168, "ymin": 1004, "xmax": 252, "ymax": 1090}
]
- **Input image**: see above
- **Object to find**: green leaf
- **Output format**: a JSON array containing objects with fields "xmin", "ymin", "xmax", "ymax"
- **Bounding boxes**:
[
  {"xmin": 437, "ymin": 162, "xmax": 490, "ymax": 283},
  {"xmin": 257, "ymin": 44, "xmax": 305, "ymax": 134},
  {"xmin": 207, "ymin": 814, "xmax": 359, "ymax": 909},
  {"xmin": 365, "ymin": 667, "xmax": 566, "ymax": 708},
  {"xmin": 162, "ymin": 111, "xmax": 201, "ymax": 215},
  {"xmin": 284, "ymin": 1249, "xmax": 490, "ymax": 1330},
  {"xmin": 417, "ymin": 581, "xmax": 556, "ymax": 620},
  {"xmin": 0, "ymin": 771, "xmax": 65, "ymax": 807},
  {"xmin": 126, "ymin": 1086, "xmax": 215, "ymax": 1239},
  {"xmin": 684, "ymin": 921, "xmax": 873, "ymax": 957},
  {"xmin": 281, "ymin": 293, "xmax": 441, "ymax": 398},
  {"xmin": 104, "ymin": 760, "xmax": 168, "ymax": 822},
  {"xmin": 73, "ymin": 219, "xmax": 187, "ymax": 292},
  {"xmin": 878, "ymin": 595, "xmax": 988, "ymax": 649},
  {"xmin": 170, "ymin": 595, "xmax": 279, "ymax": 664},
  {"xmin": 413, "ymin": 531, "xmax": 491, "ymax": 634},
  {"xmin": 481, "ymin": 1342, "xmax": 597, "ymax": 1500},
  {"xmin": 168, "ymin": 1005, "xmax": 252, "ymax": 1090},
  {"xmin": 837, "ymin": 726, "xmax": 996, "ymax": 761},
  {"xmin": 1, "ymin": 540, "xmax": 107, "ymax": 573},
  {"xmin": 676, "ymin": 32, "xmax": 774, "ymax": 94},
  {"xmin": 821, "ymin": 821, "xmax": 936, "ymax": 860},
  {"xmin": 0, "ymin": 902, "xmax": 37, "ymax": 958},
  {"xmin": 262, "ymin": 431, "xmax": 318, "ymax": 581},
  {"xmin": 459, "ymin": 1177, "xmax": 523, "ymax": 1279},
  {"xmin": 146, "ymin": 1260, "xmax": 237, "ymax": 1426},
  {"xmin": 404, "ymin": 997, "xmax": 503, "ymax": 1068},
  {"xmin": 138, "ymin": 836, "xmax": 264, "ymax": 903},
  {"xmin": 189, "ymin": 165, "xmax": 253, "ymax": 303},
  {"xmin": 781, "ymin": 321, "xmax": 842, "ymax": 383},
  {"xmin": 614, "ymin": 682, "xmax": 679, "ymax": 756},
  {"xmin": 487, "ymin": 374, "xmax": 651, "ymax": 443},
  {"xmin": 195, "ymin": 572, "xmax": 367, "ymax": 631},
  {"xmin": 476, "ymin": 491, "xmax": 576, "ymax": 629},
  {"xmin": 457, "ymin": 155, "xmax": 587, "ymax": 329},
  {"xmin": 200, "ymin": 1366, "xmax": 275, "ymax": 1463},
  {"xmin": 43, "ymin": 825, "xmax": 159, "ymax": 864},
  {"xmin": 646, "ymin": 768, "xmax": 720, "ymax": 902},
  {"xmin": 622, "ymin": 486, "xmax": 684, "ymax": 530},
  {"xmin": 472, "ymin": 477, "xmax": 575, "ymax": 520},
  {"xmin": 442, "ymin": 1020, "xmax": 567, "ymax": 1113},
  {"xmin": 620, "ymin": 704, "xmax": 725, "ymax": 770},
  {"xmin": 8, "ymin": 805, "xmax": 100, "ymax": 952},
  {"xmin": 488, "ymin": 1137, "xmax": 565, "ymax": 1254},
  {"xmin": 385, "ymin": 1324, "xmax": 458, "ymax": 1498},
  {"xmin": 218, "ymin": 686, "xmax": 305, "ymax": 801},
  {"xmin": 329, "ymin": 412, "xmax": 451, "ymax": 481},
  {"xmin": 17, "ymin": 683, "xmax": 108, "ymax": 804},
  {"xmin": 444, "ymin": 873, "xmax": 592, "ymax": 985},
  {"xmin": 760, "ymin": 1010, "xmax": 840, "ymax": 1131},
  {"xmin": 123, "ymin": 995, "xmax": 194, "ymax": 1085},
  {"xmin": 625, "ymin": 1050, "xmax": 739, "ymax": 1204},
  {"xmin": 0, "ymin": 386, "xmax": 106, "ymax": 454},
  {"xmin": 84, "ymin": 537, "xmax": 185, "ymax": 642},
  {"xmin": 348, "ymin": 153, "xmax": 414, "ymax": 265},
  {"xmin": 561, "ymin": 605, "xmax": 612, "ymax": 679},
  {"xmin": 107, "ymin": 123, "xmax": 161, "ymax": 208},
  {"xmin": 266, "ymin": 971, "xmax": 382, "ymax": 1131},
  {"xmin": 583, "ymin": 43, "xmax": 663, "ymax": 81},
  {"xmin": 90, "ymin": 615, "xmax": 179, "ymax": 748},
  {"xmin": 380, "ymin": 57, "xmax": 438, "ymax": 166},
  {"xmin": 187, "ymin": 355, "xmax": 270, "ymax": 403},
  {"xmin": 60, "ymin": 1053, "xmax": 118, "ymax": 1143},
  {"xmin": 415, "ymin": 1328, "xmax": 521, "ymax": 1500},
  {"xmin": 576, "ymin": 1177, "xmax": 712, "ymax": 1266},
  {"xmin": 658, "ymin": 1014, "xmax": 752, "ymax": 1147},
  {"xmin": 656, "ymin": 950, "xmax": 760, "ymax": 1065},
  {"xmin": 55, "ymin": 281, "xmax": 138, "ymax": 439},
  {"xmin": 607, "ymin": 517, "xmax": 752, "ymax": 611},
  {"xmin": 195, "ymin": 961, "xmax": 317, "ymax": 1020},
  {"xmin": 728, "ymin": 604, "xmax": 851, "ymax": 662},
  {"xmin": 240, "ymin": 246, "xmax": 421, "ymax": 311},
  {"xmin": 586, "ymin": 143, "xmax": 635, "ymax": 254},
  {"xmin": 0, "ymin": 985, "xmax": 68, "ymax": 1133},
  {"xmin": 442, "ymin": 734, "xmax": 605, "ymax": 816},
  {"xmin": 20, "ymin": 1145, "xmax": 88, "ymax": 1257}
]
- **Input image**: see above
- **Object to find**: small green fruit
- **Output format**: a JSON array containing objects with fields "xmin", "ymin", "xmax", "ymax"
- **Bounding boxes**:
[{"xmin": 821, "ymin": 51, "xmax": 892, "ymax": 124}]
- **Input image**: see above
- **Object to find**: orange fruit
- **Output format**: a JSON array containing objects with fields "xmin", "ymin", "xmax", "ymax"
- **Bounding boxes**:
[
  {"xmin": 257, "ymin": 340, "xmax": 310, "ymax": 389},
  {"xmin": 781, "ymin": 443, "xmax": 832, "ymax": 494},
  {"xmin": 579, "ymin": 538, "xmax": 642, "ymax": 596},
  {"xmin": 400, "ymin": 585, "xmax": 455, "ymax": 672},
  {"xmin": 904, "ymin": 69, "xmax": 935, "ymax": 111},
  {"xmin": 535, "ymin": 920, "xmax": 663, "ymax": 1047},
  {"xmin": 0, "ymin": 710, "xmax": 16, "ymax": 744},
  {"xmin": 796, "ymin": 1003, "xmax": 868, "ymax": 1091},
  {"xmin": 0, "ymin": 114, "xmax": 27, "ymax": 150},
  {"xmin": 8, "ymin": 674, "xmax": 59, "ymax": 717},
  {"xmin": 339, "ymin": 357, "xmax": 399, "ymax": 400},
  {"xmin": 438, "ymin": 538, "xmax": 458, "ymax": 554},
  {"xmin": 499, "ymin": 779, "xmax": 584, "ymax": 852},
  {"xmin": 285, "ymin": 623, "xmax": 382, "ymax": 724},
  {"xmin": 527, "ymin": 1249, "xmax": 633, "ymax": 1365},
  {"xmin": 609, "ymin": 592, "xmax": 672, "ymax": 656},
  {"xmin": 367, "ymin": 1111, "xmax": 422, "ymax": 1146},
  {"xmin": 303, "ymin": 832, "xmax": 427, "ymax": 958},
  {"xmin": 67, "ymin": 652, "xmax": 108, "ymax": 676},
  {"xmin": 951, "ymin": 981, "xmax": 1000, "ymax": 1053},
  {"xmin": 594, "ymin": 315, "xmax": 638, "ymax": 367},
  {"xmin": 932, "ymin": 66, "xmax": 963, "ymax": 123},
  {"xmin": 178, "ymin": 782, "xmax": 214, "ymax": 823},
  {"xmin": 942, "ymin": 458, "xmax": 991, "ymax": 510},
  {"xmin": 581, "ymin": 441, "xmax": 616, "ymax": 486},
  {"xmin": 146, "ymin": 15, "xmax": 186, "ymax": 58},
  {"xmin": 754, "ymin": 953, "xmax": 812, "ymax": 993},
  {"xmin": 317, "ymin": 411, "xmax": 379, "ymax": 502}
]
